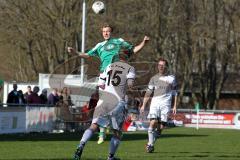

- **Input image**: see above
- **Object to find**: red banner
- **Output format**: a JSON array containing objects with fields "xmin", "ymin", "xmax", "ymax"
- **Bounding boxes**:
[
  {"xmin": 185, "ymin": 113, "xmax": 235, "ymax": 125},
  {"xmin": 169, "ymin": 112, "xmax": 240, "ymax": 129}
]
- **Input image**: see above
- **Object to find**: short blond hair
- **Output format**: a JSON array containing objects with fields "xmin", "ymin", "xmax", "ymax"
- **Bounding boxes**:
[{"xmin": 101, "ymin": 23, "xmax": 113, "ymax": 32}]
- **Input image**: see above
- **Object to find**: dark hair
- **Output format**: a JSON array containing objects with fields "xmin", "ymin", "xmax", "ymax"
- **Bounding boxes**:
[
  {"xmin": 18, "ymin": 90, "xmax": 23, "ymax": 94},
  {"xmin": 158, "ymin": 57, "xmax": 168, "ymax": 67},
  {"xmin": 33, "ymin": 86, "xmax": 40, "ymax": 93},
  {"xmin": 101, "ymin": 23, "xmax": 113, "ymax": 32}
]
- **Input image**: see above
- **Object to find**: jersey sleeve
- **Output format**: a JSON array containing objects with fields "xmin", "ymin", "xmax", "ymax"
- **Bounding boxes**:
[
  {"xmin": 126, "ymin": 66, "xmax": 135, "ymax": 88},
  {"xmin": 87, "ymin": 43, "xmax": 101, "ymax": 57},
  {"xmin": 126, "ymin": 66, "xmax": 136, "ymax": 80},
  {"xmin": 148, "ymin": 77, "xmax": 155, "ymax": 91},
  {"xmin": 119, "ymin": 38, "xmax": 134, "ymax": 54}
]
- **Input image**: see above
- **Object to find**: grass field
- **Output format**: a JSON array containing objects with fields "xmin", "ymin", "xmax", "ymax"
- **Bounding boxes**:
[{"xmin": 0, "ymin": 127, "xmax": 240, "ymax": 160}]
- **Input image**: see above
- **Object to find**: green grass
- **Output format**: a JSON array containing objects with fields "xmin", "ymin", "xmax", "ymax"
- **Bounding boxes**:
[{"xmin": 0, "ymin": 127, "xmax": 240, "ymax": 160}]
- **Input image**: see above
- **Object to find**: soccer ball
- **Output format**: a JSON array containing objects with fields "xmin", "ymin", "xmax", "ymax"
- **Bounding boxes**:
[{"xmin": 92, "ymin": 1, "xmax": 105, "ymax": 14}]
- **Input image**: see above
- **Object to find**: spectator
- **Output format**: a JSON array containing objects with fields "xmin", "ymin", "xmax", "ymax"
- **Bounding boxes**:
[
  {"xmin": 24, "ymin": 85, "xmax": 32, "ymax": 102},
  {"xmin": 87, "ymin": 86, "xmax": 100, "ymax": 119},
  {"xmin": 0, "ymin": 79, "xmax": 3, "ymax": 103},
  {"xmin": 81, "ymin": 102, "xmax": 91, "ymax": 121},
  {"xmin": 27, "ymin": 86, "xmax": 42, "ymax": 104},
  {"xmin": 18, "ymin": 90, "xmax": 26, "ymax": 105},
  {"xmin": 57, "ymin": 88, "xmax": 63, "ymax": 105},
  {"xmin": 127, "ymin": 93, "xmax": 141, "ymax": 115},
  {"xmin": 48, "ymin": 88, "xmax": 59, "ymax": 106},
  {"xmin": 60, "ymin": 87, "xmax": 74, "ymax": 123},
  {"xmin": 62, "ymin": 87, "xmax": 73, "ymax": 106},
  {"xmin": 39, "ymin": 88, "xmax": 48, "ymax": 104},
  {"xmin": 58, "ymin": 87, "xmax": 73, "ymax": 120},
  {"xmin": 7, "ymin": 83, "xmax": 19, "ymax": 104},
  {"xmin": 126, "ymin": 93, "xmax": 141, "ymax": 124},
  {"xmin": 88, "ymin": 86, "xmax": 99, "ymax": 110}
]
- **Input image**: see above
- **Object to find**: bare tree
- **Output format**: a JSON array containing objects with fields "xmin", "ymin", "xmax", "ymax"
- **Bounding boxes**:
[{"xmin": 0, "ymin": 0, "xmax": 239, "ymax": 109}]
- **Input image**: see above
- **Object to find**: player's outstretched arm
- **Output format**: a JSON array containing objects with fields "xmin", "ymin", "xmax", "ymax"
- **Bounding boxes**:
[
  {"xmin": 133, "ymin": 36, "xmax": 150, "ymax": 54},
  {"xmin": 67, "ymin": 47, "xmax": 90, "ymax": 58}
]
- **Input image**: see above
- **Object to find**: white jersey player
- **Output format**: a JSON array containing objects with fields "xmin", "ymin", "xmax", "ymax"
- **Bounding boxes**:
[
  {"xmin": 73, "ymin": 52, "xmax": 135, "ymax": 160},
  {"xmin": 93, "ymin": 61, "xmax": 135, "ymax": 119},
  {"xmin": 140, "ymin": 58, "xmax": 177, "ymax": 153}
]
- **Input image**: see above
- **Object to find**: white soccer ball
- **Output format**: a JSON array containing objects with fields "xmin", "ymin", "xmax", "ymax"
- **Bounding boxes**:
[{"xmin": 92, "ymin": 1, "xmax": 105, "ymax": 14}]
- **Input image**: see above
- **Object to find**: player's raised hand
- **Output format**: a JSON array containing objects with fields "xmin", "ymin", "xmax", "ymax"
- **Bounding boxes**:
[
  {"xmin": 143, "ymin": 36, "xmax": 150, "ymax": 42},
  {"xmin": 67, "ymin": 47, "xmax": 77, "ymax": 55}
]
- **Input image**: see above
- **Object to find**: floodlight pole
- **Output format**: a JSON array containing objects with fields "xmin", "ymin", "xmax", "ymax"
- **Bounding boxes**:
[{"xmin": 80, "ymin": 0, "xmax": 86, "ymax": 85}]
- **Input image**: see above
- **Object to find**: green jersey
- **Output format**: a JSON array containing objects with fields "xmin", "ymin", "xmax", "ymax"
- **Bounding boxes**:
[{"xmin": 87, "ymin": 38, "xmax": 134, "ymax": 72}]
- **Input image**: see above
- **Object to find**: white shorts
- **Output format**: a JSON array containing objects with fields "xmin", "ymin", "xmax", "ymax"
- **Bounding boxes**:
[
  {"xmin": 92, "ymin": 101, "xmax": 126, "ymax": 131},
  {"xmin": 147, "ymin": 105, "xmax": 170, "ymax": 122}
]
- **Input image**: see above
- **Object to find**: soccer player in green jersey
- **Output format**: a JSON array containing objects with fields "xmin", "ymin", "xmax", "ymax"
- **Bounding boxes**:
[
  {"xmin": 67, "ymin": 23, "xmax": 149, "ymax": 72},
  {"xmin": 68, "ymin": 23, "xmax": 149, "ymax": 144}
]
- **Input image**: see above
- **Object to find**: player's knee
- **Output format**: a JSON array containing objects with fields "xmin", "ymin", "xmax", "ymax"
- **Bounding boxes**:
[
  {"xmin": 149, "ymin": 118, "xmax": 158, "ymax": 127},
  {"xmin": 89, "ymin": 123, "xmax": 99, "ymax": 132}
]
